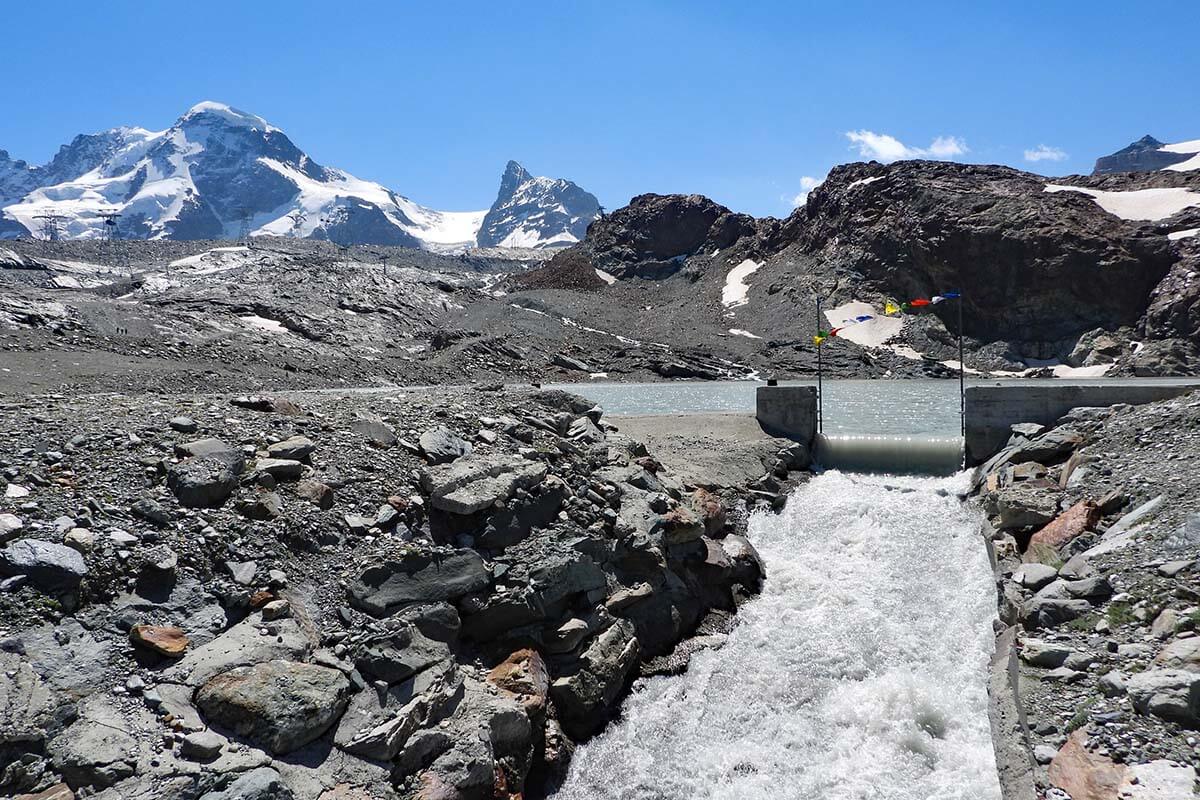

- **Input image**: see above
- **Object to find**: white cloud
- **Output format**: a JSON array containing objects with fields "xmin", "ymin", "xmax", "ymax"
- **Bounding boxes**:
[
  {"xmin": 1024, "ymin": 144, "xmax": 1068, "ymax": 162},
  {"xmin": 928, "ymin": 136, "xmax": 969, "ymax": 158},
  {"xmin": 845, "ymin": 130, "xmax": 969, "ymax": 163},
  {"xmin": 790, "ymin": 175, "xmax": 824, "ymax": 207}
]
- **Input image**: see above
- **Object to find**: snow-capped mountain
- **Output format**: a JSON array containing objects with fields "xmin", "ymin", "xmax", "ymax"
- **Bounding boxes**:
[
  {"xmin": 476, "ymin": 161, "xmax": 600, "ymax": 248},
  {"xmin": 1093, "ymin": 135, "xmax": 1200, "ymax": 174},
  {"xmin": 0, "ymin": 102, "xmax": 593, "ymax": 250}
]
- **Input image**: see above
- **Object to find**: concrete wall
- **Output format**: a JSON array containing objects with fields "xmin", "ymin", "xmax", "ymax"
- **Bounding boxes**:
[
  {"xmin": 755, "ymin": 385, "xmax": 818, "ymax": 443},
  {"xmin": 965, "ymin": 381, "xmax": 1200, "ymax": 464}
]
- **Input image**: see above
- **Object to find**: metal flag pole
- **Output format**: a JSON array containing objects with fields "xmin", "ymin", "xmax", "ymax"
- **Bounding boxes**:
[
  {"xmin": 958, "ymin": 292, "xmax": 965, "ymax": 438},
  {"xmin": 816, "ymin": 295, "xmax": 824, "ymax": 434}
]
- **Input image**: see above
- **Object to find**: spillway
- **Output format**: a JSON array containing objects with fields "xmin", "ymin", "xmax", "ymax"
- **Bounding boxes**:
[
  {"xmin": 814, "ymin": 433, "xmax": 965, "ymax": 476},
  {"xmin": 553, "ymin": 470, "xmax": 1001, "ymax": 800}
]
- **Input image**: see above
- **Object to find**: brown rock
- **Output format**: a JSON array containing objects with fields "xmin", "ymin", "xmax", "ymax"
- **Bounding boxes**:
[
  {"xmin": 129, "ymin": 624, "xmax": 190, "ymax": 657},
  {"xmin": 688, "ymin": 488, "xmax": 727, "ymax": 536},
  {"xmin": 1048, "ymin": 729, "xmax": 1126, "ymax": 800},
  {"xmin": 488, "ymin": 649, "xmax": 550, "ymax": 714},
  {"xmin": 296, "ymin": 479, "xmax": 335, "ymax": 510},
  {"xmin": 15, "ymin": 784, "xmax": 75, "ymax": 800},
  {"xmin": 249, "ymin": 589, "xmax": 275, "ymax": 608},
  {"xmin": 1027, "ymin": 500, "xmax": 1100, "ymax": 554}
]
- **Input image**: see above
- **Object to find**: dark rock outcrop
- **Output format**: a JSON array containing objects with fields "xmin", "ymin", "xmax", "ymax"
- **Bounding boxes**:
[
  {"xmin": 544, "ymin": 193, "xmax": 758, "ymax": 280},
  {"xmin": 789, "ymin": 161, "xmax": 1178, "ymax": 343}
]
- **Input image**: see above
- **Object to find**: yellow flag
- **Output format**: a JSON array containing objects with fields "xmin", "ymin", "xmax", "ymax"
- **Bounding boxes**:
[
  {"xmin": 884, "ymin": 301, "xmax": 900, "ymax": 315},
  {"xmin": 813, "ymin": 334, "xmax": 826, "ymax": 346}
]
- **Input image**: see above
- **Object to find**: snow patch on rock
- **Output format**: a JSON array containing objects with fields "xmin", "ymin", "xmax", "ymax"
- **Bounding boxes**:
[
  {"xmin": 1045, "ymin": 184, "xmax": 1200, "ymax": 221},
  {"xmin": 722, "ymin": 259, "xmax": 761, "ymax": 308}
]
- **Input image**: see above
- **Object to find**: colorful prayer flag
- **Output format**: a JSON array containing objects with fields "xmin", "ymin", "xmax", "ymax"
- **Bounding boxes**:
[
  {"xmin": 910, "ymin": 298, "xmax": 931, "ymax": 307},
  {"xmin": 813, "ymin": 334, "xmax": 826, "ymax": 346},
  {"xmin": 884, "ymin": 302, "xmax": 900, "ymax": 315}
]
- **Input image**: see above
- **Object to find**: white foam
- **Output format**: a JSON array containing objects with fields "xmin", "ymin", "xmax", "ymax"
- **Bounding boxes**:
[
  {"xmin": 722, "ymin": 259, "xmax": 761, "ymax": 308},
  {"xmin": 1045, "ymin": 184, "xmax": 1200, "ymax": 221},
  {"xmin": 556, "ymin": 471, "xmax": 1001, "ymax": 800}
]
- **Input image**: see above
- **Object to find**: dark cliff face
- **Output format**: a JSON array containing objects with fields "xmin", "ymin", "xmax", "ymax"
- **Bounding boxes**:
[
  {"xmin": 788, "ymin": 160, "xmax": 1178, "ymax": 342},
  {"xmin": 1093, "ymin": 135, "xmax": 1192, "ymax": 175},
  {"xmin": 546, "ymin": 193, "xmax": 758, "ymax": 279}
]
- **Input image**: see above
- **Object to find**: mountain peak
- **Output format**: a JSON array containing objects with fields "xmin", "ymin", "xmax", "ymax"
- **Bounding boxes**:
[
  {"xmin": 179, "ymin": 101, "xmax": 277, "ymax": 132},
  {"xmin": 1094, "ymin": 134, "xmax": 1195, "ymax": 174},
  {"xmin": 477, "ymin": 161, "xmax": 600, "ymax": 248},
  {"xmin": 497, "ymin": 161, "xmax": 533, "ymax": 201}
]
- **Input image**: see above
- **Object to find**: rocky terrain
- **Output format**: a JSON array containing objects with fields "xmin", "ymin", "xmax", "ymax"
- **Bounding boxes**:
[
  {"xmin": 5, "ymin": 151, "xmax": 1200, "ymax": 393},
  {"xmin": 974, "ymin": 394, "xmax": 1200, "ymax": 797},
  {"xmin": 0, "ymin": 384, "xmax": 814, "ymax": 799}
]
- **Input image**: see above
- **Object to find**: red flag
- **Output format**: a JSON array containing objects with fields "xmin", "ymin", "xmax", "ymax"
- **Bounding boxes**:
[{"xmin": 909, "ymin": 298, "xmax": 932, "ymax": 307}]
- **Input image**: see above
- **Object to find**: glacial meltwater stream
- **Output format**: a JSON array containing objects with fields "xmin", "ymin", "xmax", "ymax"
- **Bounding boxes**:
[{"xmin": 554, "ymin": 470, "xmax": 1001, "ymax": 800}]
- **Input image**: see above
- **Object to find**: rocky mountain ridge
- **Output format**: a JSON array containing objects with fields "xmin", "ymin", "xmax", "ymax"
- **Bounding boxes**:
[
  {"xmin": 0, "ymin": 103, "xmax": 598, "ymax": 251},
  {"xmin": 528, "ymin": 156, "xmax": 1200, "ymax": 376}
]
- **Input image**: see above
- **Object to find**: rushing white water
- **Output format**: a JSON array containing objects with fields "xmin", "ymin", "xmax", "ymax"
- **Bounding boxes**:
[{"xmin": 554, "ymin": 471, "xmax": 1001, "ymax": 800}]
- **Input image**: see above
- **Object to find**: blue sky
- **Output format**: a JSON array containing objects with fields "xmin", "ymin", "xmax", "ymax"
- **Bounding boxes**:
[{"xmin": 3, "ymin": 0, "xmax": 1196, "ymax": 217}]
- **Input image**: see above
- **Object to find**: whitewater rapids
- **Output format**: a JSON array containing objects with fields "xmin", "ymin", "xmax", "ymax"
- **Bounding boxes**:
[{"xmin": 553, "ymin": 470, "xmax": 1001, "ymax": 800}]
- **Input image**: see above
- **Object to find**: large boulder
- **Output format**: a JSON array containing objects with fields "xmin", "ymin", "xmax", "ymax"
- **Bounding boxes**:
[
  {"xmin": 0, "ymin": 538, "xmax": 87, "ymax": 592},
  {"xmin": 333, "ymin": 659, "xmax": 462, "ymax": 761},
  {"xmin": 1006, "ymin": 429, "xmax": 1083, "ymax": 465},
  {"xmin": 50, "ymin": 697, "xmax": 138, "ymax": 789},
  {"xmin": 550, "ymin": 619, "xmax": 640, "ymax": 738},
  {"xmin": 195, "ymin": 660, "xmax": 351, "ymax": 754},
  {"xmin": 421, "ymin": 455, "xmax": 547, "ymax": 515},
  {"xmin": 174, "ymin": 438, "xmax": 245, "ymax": 470},
  {"xmin": 487, "ymin": 649, "xmax": 550, "ymax": 714},
  {"xmin": 418, "ymin": 426, "xmax": 473, "ymax": 465},
  {"xmin": 995, "ymin": 485, "xmax": 1059, "ymax": 530},
  {"xmin": 1020, "ymin": 588, "xmax": 1093, "ymax": 629},
  {"xmin": 1156, "ymin": 637, "xmax": 1200, "ymax": 669},
  {"xmin": 266, "ymin": 436, "xmax": 316, "ymax": 461},
  {"xmin": 349, "ymin": 549, "xmax": 490, "ymax": 616},
  {"xmin": 1125, "ymin": 669, "xmax": 1200, "ymax": 727},
  {"xmin": 1026, "ymin": 500, "xmax": 1100, "ymax": 554},
  {"xmin": 354, "ymin": 623, "xmax": 451, "ymax": 684},
  {"xmin": 197, "ymin": 767, "xmax": 294, "ymax": 800},
  {"xmin": 164, "ymin": 616, "xmax": 309, "ymax": 687},
  {"xmin": 167, "ymin": 456, "xmax": 239, "ymax": 508}
]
